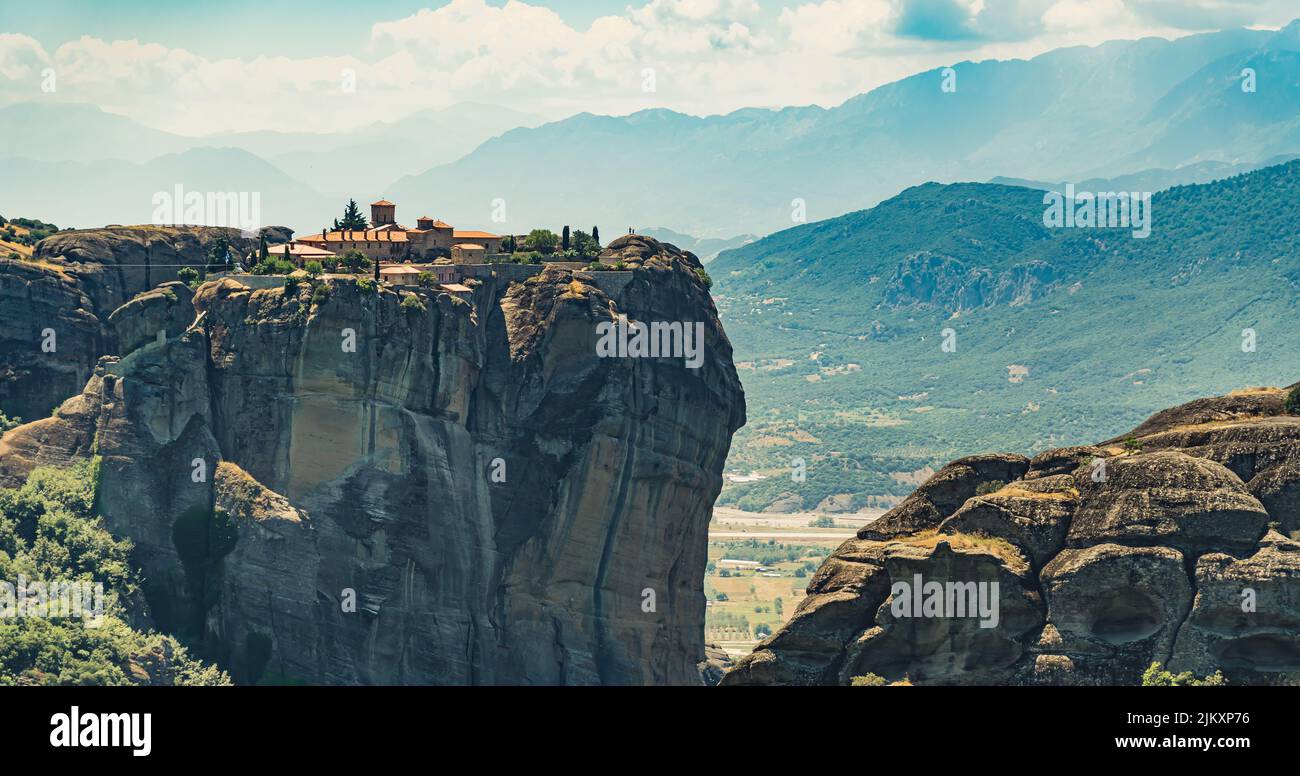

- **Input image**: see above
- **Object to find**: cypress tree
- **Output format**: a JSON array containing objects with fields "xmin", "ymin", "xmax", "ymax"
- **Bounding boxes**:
[{"xmin": 562, "ymin": 225, "xmax": 570, "ymax": 252}]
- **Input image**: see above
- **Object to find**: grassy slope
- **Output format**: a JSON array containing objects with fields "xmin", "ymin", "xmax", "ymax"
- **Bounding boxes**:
[{"xmin": 713, "ymin": 161, "xmax": 1300, "ymax": 511}]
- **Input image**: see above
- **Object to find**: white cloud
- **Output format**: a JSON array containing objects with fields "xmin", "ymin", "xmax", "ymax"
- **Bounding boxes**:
[
  {"xmin": 0, "ymin": 0, "xmax": 1290, "ymax": 135},
  {"xmin": 779, "ymin": 0, "xmax": 893, "ymax": 53}
]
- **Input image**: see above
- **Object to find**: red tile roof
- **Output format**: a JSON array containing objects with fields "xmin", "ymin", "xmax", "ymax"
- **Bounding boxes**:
[{"xmin": 453, "ymin": 229, "xmax": 501, "ymax": 239}]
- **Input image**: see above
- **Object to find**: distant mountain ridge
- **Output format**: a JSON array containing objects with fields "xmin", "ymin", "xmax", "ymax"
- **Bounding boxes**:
[
  {"xmin": 0, "ymin": 102, "xmax": 539, "ymax": 229},
  {"xmin": 710, "ymin": 158, "xmax": 1300, "ymax": 513},
  {"xmin": 389, "ymin": 21, "xmax": 1300, "ymax": 236},
  {"xmin": 638, "ymin": 227, "xmax": 756, "ymax": 262}
]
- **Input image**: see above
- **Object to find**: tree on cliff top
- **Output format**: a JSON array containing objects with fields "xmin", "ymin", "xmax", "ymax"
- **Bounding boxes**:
[
  {"xmin": 523, "ymin": 229, "xmax": 559, "ymax": 254},
  {"xmin": 333, "ymin": 199, "xmax": 368, "ymax": 231}
]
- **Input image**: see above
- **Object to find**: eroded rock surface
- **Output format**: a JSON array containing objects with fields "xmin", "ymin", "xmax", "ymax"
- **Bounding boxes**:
[
  {"xmin": 724, "ymin": 384, "xmax": 1300, "ymax": 685},
  {"xmin": 0, "ymin": 235, "xmax": 745, "ymax": 685},
  {"xmin": 0, "ymin": 226, "xmax": 263, "ymax": 422}
]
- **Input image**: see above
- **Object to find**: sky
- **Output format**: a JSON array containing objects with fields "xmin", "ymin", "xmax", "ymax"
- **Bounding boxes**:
[{"xmin": 1, "ymin": 0, "xmax": 1297, "ymax": 135}]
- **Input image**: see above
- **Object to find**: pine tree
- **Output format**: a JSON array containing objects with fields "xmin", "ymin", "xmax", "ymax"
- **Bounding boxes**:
[{"xmin": 333, "ymin": 199, "xmax": 368, "ymax": 231}]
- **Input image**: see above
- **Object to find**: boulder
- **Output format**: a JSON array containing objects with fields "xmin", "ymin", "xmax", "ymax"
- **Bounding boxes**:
[
  {"xmin": 859, "ymin": 452, "xmax": 1030, "ymax": 540},
  {"xmin": 939, "ymin": 474, "xmax": 1077, "ymax": 568},
  {"xmin": 1037, "ymin": 543, "xmax": 1192, "ymax": 684},
  {"xmin": 1170, "ymin": 531, "xmax": 1300, "ymax": 680},
  {"xmin": 1067, "ymin": 451, "xmax": 1269, "ymax": 555},
  {"xmin": 108, "ymin": 281, "xmax": 195, "ymax": 356}
]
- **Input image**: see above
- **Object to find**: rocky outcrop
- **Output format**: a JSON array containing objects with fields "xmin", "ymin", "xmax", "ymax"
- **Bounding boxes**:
[
  {"xmin": 0, "ymin": 235, "xmax": 746, "ymax": 685},
  {"xmin": 724, "ymin": 384, "xmax": 1300, "ymax": 685},
  {"xmin": 108, "ymin": 281, "xmax": 196, "ymax": 356},
  {"xmin": 0, "ymin": 226, "xmax": 262, "ymax": 423},
  {"xmin": 859, "ymin": 452, "xmax": 1029, "ymax": 540},
  {"xmin": 878, "ymin": 252, "xmax": 1059, "ymax": 312}
]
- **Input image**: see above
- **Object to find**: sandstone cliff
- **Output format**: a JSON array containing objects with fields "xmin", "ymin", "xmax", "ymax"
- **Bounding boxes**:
[
  {"xmin": 0, "ymin": 226, "xmax": 264, "ymax": 423},
  {"xmin": 722, "ymin": 385, "xmax": 1300, "ymax": 686},
  {"xmin": 0, "ymin": 234, "xmax": 745, "ymax": 685}
]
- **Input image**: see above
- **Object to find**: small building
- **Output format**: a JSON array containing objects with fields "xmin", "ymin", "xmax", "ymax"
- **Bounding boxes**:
[
  {"xmin": 379, "ymin": 265, "xmax": 422, "ymax": 284},
  {"xmin": 453, "ymin": 230, "xmax": 504, "ymax": 254},
  {"xmin": 452, "ymin": 243, "xmax": 485, "ymax": 264},
  {"xmin": 440, "ymin": 282, "xmax": 472, "ymax": 297},
  {"xmin": 428, "ymin": 259, "xmax": 458, "ymax": 284},
  {"xmin": 266, "ymin": 243, "xmax": 336, "ymax": 266}
]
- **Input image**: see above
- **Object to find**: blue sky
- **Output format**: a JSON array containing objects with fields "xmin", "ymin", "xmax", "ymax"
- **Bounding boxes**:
[{"xmin": 1, "ymin": 1, "xmax": 1296, "ymax": 134}]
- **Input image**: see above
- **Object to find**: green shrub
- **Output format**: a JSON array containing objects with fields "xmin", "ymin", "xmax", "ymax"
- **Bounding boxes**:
[
  {"xmin": 251, "ymin": 257, "xmax": 293, "ymax": 275},
  {"xmin": 0, "ymin": 462, "xmax": 228, "ymax": 685},
  {"xmin": 695, "ymin": 267, "xmax": 713, "ymax": 289},
  {"xmin": 357, "ymin": 277, "xmax": 377, "ymax": 294},
  {"xmin": 1286, "ymin": 386, "xmax": 1300, "ymax": 415},
  {"xmin": 850, "ymin": 673, "xmax": 888, "ymax": 686},
  {"xmin": 311, "ymin": 283, "xmax": 331, "ymax": 306},
  {"xmin": 1141, "ymin": 662, "xmax": 1226, "ymax": 686},
  {"xmin": 400, "ymin": 293, "xmax": 425, "ymax": 312},
  {"xmin": 0, "ymin": 412, "xmax": 19, "ymax": 435}
]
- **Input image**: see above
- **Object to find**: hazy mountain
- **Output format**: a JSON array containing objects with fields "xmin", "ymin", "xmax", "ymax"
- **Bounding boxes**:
[
  {"xmin": 262, "ymin": 103, "xmax": 541, "ymax": 197},
  {"xmin": 989, "ymin": 154, "xmax": 1300, "ymax": 194},
  {"xmin": 710, "ymin": 159, "xmax": 1300, "ymax": 512},
  {"xmin": 0, "ymin": 102, "xmax": 540, "ymax": 230},
  {"xmin": 638, "ymin": 227, "xmax": 757, "ymax": 262},
  {"xmin": 0, "ymin": 148, "xmax": 335, "ymax": 231},
  {"xmin": 389, "ymin": 21, "xmax": 1300, "ymax": 237},
  {"xmin": 0, "ymin": 103, "xmax": 195, "ymax": 163}
]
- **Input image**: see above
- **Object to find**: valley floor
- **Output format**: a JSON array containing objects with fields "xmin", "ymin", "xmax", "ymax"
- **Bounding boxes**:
[{"xmin": 705, "ymin": 507, "xmax": 882, "ymax": 657}]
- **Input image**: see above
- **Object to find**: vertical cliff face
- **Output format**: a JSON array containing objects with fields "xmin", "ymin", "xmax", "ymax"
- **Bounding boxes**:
[
  {"xmin": 0, "ymin": 227, "xmax": 260, "ymax": 423},
  {"xmin": 0, "ymin": 236, "xmax": 745, "ymax": 685}
]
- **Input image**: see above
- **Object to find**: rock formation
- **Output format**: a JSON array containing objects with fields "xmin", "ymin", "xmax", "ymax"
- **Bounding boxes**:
[
  {"xmin": 0, "ymin": 233, "xmax": 745, "ymax": 685},
  {"xmin": 722, "ymin": 385, "xmax": 1300, "ymax": 685},
  {"xmin": 0, "ymin": 226, "xmax": 265, "ymax": 423}
]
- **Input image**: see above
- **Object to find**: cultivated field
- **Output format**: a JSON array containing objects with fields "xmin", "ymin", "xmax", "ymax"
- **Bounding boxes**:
[{"xmin": 705, "ymin": 507, "xmax": 882, "ymax": 658}]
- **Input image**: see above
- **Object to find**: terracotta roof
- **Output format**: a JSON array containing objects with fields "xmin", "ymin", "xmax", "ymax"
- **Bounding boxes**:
[
  {"xmin": 453, "ymin": 229, "xmax": 500, "ymax": 239},
  {"xmin": 300, "ymin": 229, "xmax": 408, "ymax": 243},
  {"xmin": 440, "ymin": 283, "xmax": 472, "ymax": 293},
  {"xmin": 371, "ymin": 199, "xmax": 394, "ymax": 206},
  {"xmin": 453, "ymin": 243, "xmax": 485, "ymax": 250},
  {"xmin": 270, "ymin": 243, "xmax": 336, "ymax": 257}
]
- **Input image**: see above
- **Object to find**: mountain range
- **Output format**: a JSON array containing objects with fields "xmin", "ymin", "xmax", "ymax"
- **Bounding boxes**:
[
  {"xmin": 3, "ymin": 22, "xmax": 1299, "ymax": 240},
  {"xmin": 390, "ymin": 21, "xmax": 1300, "ymax": 236},
  {"xmin": 0, "ymin": 102, "xmax": 538, "ymax": 230},
  {"xmin": 711, "ymin": 158, "xmax": 1300, "ymax": 513}
]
